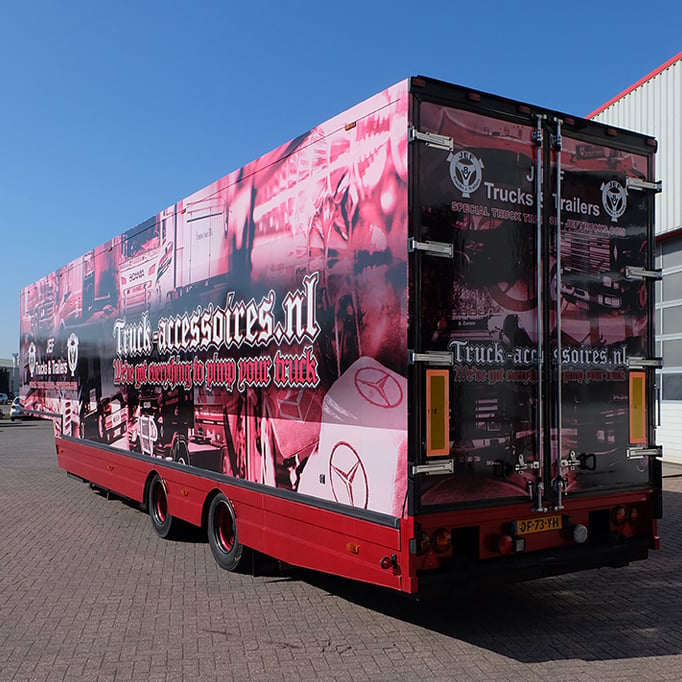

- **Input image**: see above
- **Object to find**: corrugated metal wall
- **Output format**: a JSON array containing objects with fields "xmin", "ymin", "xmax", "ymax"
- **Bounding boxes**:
[
  {"xmin": 591, "ymin": 55, "xmax": 681, "ymax": 236},
  {"xmin": 592, "ymin": 54, "xmax": 682, "ymax": 462}
]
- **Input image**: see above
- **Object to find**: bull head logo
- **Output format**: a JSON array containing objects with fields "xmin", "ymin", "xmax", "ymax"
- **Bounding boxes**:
[
  {"xmin": 601, "ymin": 180, "xmax": 627, "ymax": 223},
  {"xmin": 448, "ymin": 150, "xmax": 484, "ymax": 198},
  {"xmin": 67, "ymin": 333, "xmax": 79, "ymax": 376}
]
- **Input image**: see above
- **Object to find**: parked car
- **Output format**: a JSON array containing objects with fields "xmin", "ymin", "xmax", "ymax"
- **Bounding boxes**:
[{"xmin": 10, "ymin": 397, "xmax": 25, "ymax": 421}]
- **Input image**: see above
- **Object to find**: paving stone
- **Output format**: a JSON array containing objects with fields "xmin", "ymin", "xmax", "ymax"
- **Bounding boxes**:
[{"xmin": 2, "ymin": 420, "xmax": 682, "ymax": 681}]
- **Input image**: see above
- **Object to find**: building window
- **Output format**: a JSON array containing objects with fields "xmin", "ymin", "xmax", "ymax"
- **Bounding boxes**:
[
  {"xmin": 662, "ymin": 373, "xmax": 682, "ymax": 401},
  {"xmin": 662, "ymin": 305, "xmax": 682, "ymax": 335},
  {"xmin": 657, "ymin": 234, "xmax": 682, "ymax": 400}
]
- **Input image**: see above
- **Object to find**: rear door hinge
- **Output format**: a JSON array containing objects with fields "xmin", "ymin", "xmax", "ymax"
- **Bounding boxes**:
[
  {"xmin": 627, "ymin": 446, "xmax": 663, "ymax": 460},
  {"xmin": 408, "ymin": 126, "xmax": 454, "ymax": 152},
  {"xmin": 628, "ymin": 356, "xmax": 663, "ymax": 370},
  {"xmin": 626, "ymin": 177, "xmax": 662, "ymax": 193},
  {"xmin": 408, "ymin": 350, "xmax": 453, "ymax": 366},
  {"xmin": 411, "ymin": 459, "xmax": 454, "ymax": 476},
  {"xmin": 408, "ymin": 237, "xmax": 453, "ymax": 259},
  {"xmin": 625, "ymin": 266, "xmax": 663, "ymax": 281}
]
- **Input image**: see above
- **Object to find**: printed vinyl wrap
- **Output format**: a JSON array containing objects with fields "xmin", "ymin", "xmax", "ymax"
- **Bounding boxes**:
[
  {"xmin": 19, "ymin": 81, "xmax": 410, "ymax": 518},
  {"xmin": 19, "ymin": 80, "xmax": 655, "ymax": 518}
]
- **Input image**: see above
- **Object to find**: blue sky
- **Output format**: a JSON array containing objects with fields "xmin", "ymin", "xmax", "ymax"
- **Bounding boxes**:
[{"xmin": 1, "ymin": 0, "xmax": 680, "ymax": 359}]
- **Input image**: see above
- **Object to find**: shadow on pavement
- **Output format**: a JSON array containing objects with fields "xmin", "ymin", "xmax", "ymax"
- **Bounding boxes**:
[{"xmin": 292, "ymin": 487, "xmax": 682, "ymax": 664}]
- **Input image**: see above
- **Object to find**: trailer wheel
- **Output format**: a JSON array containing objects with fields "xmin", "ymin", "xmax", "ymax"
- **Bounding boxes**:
[
  {"xmin": 148, "ymin": 474, "xmax": 177, "ymax": 539},
  {"xmin": 207, "ymin": 494, "xmax": 243, "ymax": 572}
]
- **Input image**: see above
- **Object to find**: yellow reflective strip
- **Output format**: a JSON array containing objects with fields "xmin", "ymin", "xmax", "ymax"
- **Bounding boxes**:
[
  {"xmin": 426, "ymin": 369, "xmax": 450, "ymax": 457},
  {"xmin": 629, "ymin": 371, "xmax": 647, "ymax": 444}
]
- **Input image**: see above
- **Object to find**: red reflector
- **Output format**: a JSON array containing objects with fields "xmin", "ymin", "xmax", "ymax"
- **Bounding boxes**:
[
  {"xmin": 432, "ymin": 528, "xmax": 452, "ymax": 554},
  {"xmin": 606, "ymin": 127, "xmax": 618, "ymax": 137},
  {"xmin": 467, "ymin": 92, "xmax": 481, "ymax": 102},
  {"xmin": 498, "ymin": 535, "xmax": 514, "ymax": 555},
  {"xmin": 412, "ymin": 77, "xmax": 426, "ymax": 88},
  {"xmin": 612, "ymin": 505, "xmax": 627, "ymax": 526},
  {"xmin": 518, "ymin": 104, "xmax": 531, "ymax": 114},
  {"xmin": 380, "ymin": 556, "xmax": 393, "ymax": 570}
]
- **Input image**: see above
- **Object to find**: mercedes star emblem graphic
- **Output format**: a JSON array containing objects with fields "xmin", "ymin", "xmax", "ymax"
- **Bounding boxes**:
[
  {"xmin": 354, "ymin": 367, "xmax": 403, "ymax": 409},
  {"xmin": 329, "ymin": 442, "xmax": 369, "ymax": 508}
]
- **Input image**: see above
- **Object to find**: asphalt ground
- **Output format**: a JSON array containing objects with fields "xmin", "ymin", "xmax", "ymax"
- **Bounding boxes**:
[{"xmin": 2, "ymin": 418, "xmax": 682, "ymax": 681}]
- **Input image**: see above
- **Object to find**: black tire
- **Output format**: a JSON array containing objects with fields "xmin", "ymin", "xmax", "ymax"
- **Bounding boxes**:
[
  {"xmin": 207, "ymin": 493, "xmax": 243, "ymax": 571},
  {"xmin": 148, "ymin": 474, "xmax": 178, "ymax": 539}
]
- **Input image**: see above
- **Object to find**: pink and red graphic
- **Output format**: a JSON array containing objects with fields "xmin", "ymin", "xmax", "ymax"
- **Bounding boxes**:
[{"xmin": 19, "ymin": 82, "xmax": 410, "ymax": 518}]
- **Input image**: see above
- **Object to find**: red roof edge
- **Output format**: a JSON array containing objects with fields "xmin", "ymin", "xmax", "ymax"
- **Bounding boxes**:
[
  {"xmin": 587, "ymin": 52, "xmax": 682, "ymax": 119},
  {"xmin": 657, "ymin": 226, "xmax": 682, "ymax": 243}
]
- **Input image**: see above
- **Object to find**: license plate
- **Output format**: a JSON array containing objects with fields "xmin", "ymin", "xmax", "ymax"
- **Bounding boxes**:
[{"xmin": 516, "ymin": 515, "xmax": 562, "ymax": 534}]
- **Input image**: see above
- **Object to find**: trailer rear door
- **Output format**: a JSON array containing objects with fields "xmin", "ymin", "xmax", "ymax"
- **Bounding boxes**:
[
  {"xmin": 409, "ymin": 80, "xmax": 658, "ymax": 511},
  {"xmin": 547, "ymin": 128, "xmax": 657, "ymax": 494}
]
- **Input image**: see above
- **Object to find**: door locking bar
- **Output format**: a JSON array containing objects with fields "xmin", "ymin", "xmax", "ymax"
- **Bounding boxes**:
[
  {"xmin": 526, "ymin": 480, "xmax": 547, "ymax": 513},
  {"xmin": 554, "ymin": 117, "xmax": 565, "ymax": 485},
  {"xmin": 552, "ymin": 476, "xmax": 568, "ymax": 511},
  {"xmin": 533, "ymin": 113, "xmax": 545, "ymax": 480}
]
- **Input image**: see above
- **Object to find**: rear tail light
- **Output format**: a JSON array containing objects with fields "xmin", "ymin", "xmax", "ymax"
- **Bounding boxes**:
[
  {"xmin": 611, "ymin": 505, "xmax": 627, "ymax": 527},
  {"xmin": 610, "ymin": 503, "xmax": 645, "ymax": 534},
  {"xmin": 431, "ymin": 529, "xmax": 452, "ymax": 554},
  {"xmin": 498, "ymin": 534, "xmax": 514, "ymax": 555}
]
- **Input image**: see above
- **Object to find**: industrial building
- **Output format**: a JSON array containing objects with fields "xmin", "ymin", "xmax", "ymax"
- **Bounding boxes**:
[
  {"xmin": 590, "ymin": 53, "xmax": 682, "ymax": 462},
  {"xmin": 0, "ymin": 357, "xmax": 19, "ymax": 398}
]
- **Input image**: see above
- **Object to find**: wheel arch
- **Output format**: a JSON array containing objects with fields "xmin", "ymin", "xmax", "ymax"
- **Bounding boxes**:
[
  {"xmin": 142, "ymin": 468, "xmax": 164, "ymax": 512},
  {"xmin": 201, "ymin": 487, "xmax": 225, "ymax": 532}
]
